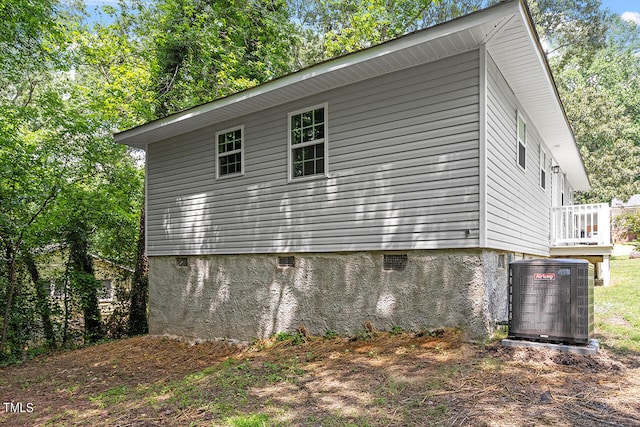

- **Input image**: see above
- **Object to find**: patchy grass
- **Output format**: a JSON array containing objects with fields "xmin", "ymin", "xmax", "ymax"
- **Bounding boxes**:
[
  {"xmin": 595, "ymin": 258, "xmax": 640, "ymax": 354},
  {"xmin": 0, "ymin": 261, "xmax": 639, "ymax": 426}
]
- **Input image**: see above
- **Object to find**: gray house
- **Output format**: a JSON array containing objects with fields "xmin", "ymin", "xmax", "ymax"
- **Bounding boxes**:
[{"xmin": 115, "ymin": 0, "xmax": 611, "ymax": 342}]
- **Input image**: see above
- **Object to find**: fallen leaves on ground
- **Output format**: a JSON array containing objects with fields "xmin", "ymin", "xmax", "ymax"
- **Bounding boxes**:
[{"xmin": 1, "ymin": 330, "xmax": 639, "ymax": 426}]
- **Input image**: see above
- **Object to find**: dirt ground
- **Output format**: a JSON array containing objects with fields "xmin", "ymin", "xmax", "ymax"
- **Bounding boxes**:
[{"xmin": 1, "ymin": 330, "xmax": 639, "ymax": 426}]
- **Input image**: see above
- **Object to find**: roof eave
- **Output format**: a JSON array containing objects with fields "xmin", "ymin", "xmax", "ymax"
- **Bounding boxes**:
[
  {"xmin": 114, "ymin": 0, "xmax": 521, "ymax": 149},
  {"xmin": 114, "ymin": 0, "xmax": 590, "ymax": 191}
]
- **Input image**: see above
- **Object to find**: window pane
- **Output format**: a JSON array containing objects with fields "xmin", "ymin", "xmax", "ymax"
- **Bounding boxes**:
[
  {"xmin": 518, "ymin": 118, "xmax": 526, "ymax": 142},
  {"xmin": 218, "ymin": 129, "xmax": 242, "ymax": 154},
  {"xmin": 302, "ymin": 111, "xmax": 312, "ymax": 127},
  {"xmin": 292, "ymin": 146, "xmax": 303, "ymax": 176},
  {"xmin": 219, "ymin": 152, "xmax": 241, "ymax": 176},
  {"xmin": 302, "ymin": 126, "xmax": 313, "ymax": 143},
  {"xmin": 303, "ymin": 160, "xmax": 314, "ymax": 175},
  {"xmin": 291, "ymin": 108, "xmax": 325, "ymax": 145},
  {"xmin": 304, "ymin": 145, "xmax": 316, "ymax": 159},
  {"xmin": 292, "ymin": 143, "xmax": 324, "ymax": 177},
  {"xmin": 291, "ymin": 129, "xmax": 300, "ymax": 145},
  {"xmin": 541, "ymin": 170, "xmax": 546, "ymax": 189},
  {"xmin": 518, "ymin": 142, "xmax": 526, "ymax": 169}
]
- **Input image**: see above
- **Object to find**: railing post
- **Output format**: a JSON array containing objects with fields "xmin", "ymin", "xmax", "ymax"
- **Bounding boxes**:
[{"xmin": 599, "ymin": 203, "xmax": 611, "ymax": 246}]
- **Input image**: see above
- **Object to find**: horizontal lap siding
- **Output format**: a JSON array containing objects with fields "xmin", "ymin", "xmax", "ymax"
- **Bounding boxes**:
[
  {"xmin": 146, "ymin": 50, "xmax": 481, "ymax": 255},
  {"xmin": 485, "ymin": 54, "xmax": 551, "ymax": 256}
]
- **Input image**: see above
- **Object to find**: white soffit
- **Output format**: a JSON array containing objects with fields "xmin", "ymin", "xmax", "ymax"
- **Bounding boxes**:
[
  {"xmin": 114, "ymin": 0, "xmax": 589, "ymax": 190},
  {"xmin": 485, "ymin": 6, "xmax": 589, "ymax": 190}
]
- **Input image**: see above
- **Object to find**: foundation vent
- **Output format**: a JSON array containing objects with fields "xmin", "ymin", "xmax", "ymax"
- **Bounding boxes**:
[
  {"xmin": 277, "ymin": 256, "xmax": 296, "ymax": 268},
  {"xmin": 176, "ymin": 257, "xmax": 189, "ymax": 267},
  {"xmin": 383, "ymin": 254, "xmax": 408, "ymax": 271}
]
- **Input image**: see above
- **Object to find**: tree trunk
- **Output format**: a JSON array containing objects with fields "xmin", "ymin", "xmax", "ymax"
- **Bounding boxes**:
[
  {"xmin": 24, "ymin": 251, "xmax": 56, "ymax": 348},
  {"xmin": 68, "ymin": 231, "xmax": 104, "ymax": 343},
  {"xmin": 128, "ymin": 206, "xmax": 148, "ymax": 335},
  {"xmin": 0, "ymin": 246, "xmax": 17, "ymax": 356}
]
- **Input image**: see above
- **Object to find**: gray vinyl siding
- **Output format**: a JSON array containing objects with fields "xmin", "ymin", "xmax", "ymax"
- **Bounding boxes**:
[
  {"xmin": 146, "ymin": 50, "xmax": 481, "ymax": 256},
  {"xmin": 485, "ymin": 53, "xmax": 551, "ymax": 256}
]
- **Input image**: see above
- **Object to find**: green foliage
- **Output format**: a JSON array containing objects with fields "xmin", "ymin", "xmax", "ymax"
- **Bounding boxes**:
[
  {"xmin": 0, "ymin": 0, "xmax": 144, "ymax": 358},
  {"xmin": 527, "ymin": 0, "xmax": 610, "ymax": 67},
  {"xmin": 613, "ymin": 212, "xmax": 640, "ymax": 241},
  {"xmin": 548, "ymin": 13, "xmax": 640, "ymax": 203},
  {"xmin": 293, "ymin": 0, "xmax": 483, "ymax": 59},
  {"xmin": 274, "ymin": 331, "xmax": 306, "ymax": 345},
  {"xmin": 324, "ymin": 329, "xmax": 338, "ymax": 339},
  {"xmin": 390, "ymin": 325, "xmax": 404, "ymax": 335},
  {"xmin": 138, "ymin": 0, "xmax": 300, "ymax": 118}
]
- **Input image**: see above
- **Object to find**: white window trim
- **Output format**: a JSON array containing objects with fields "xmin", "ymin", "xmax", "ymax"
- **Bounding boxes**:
[
  {"xmin": 98, "ymin": 280, "xmax": 114, "ymax": 303},
  {"xmin": 539, "ymin": 145, "xmax": 547, "ymax": 190},
  {"xmin": 287, "ymin": 102, "xmax": 329, "ymax": 182},
  {"xmin": 517, "ymin": 111, "xmax": 527, "ymax": 171},
  {"xmin": 215, "ymin": 125, "xmax": 245, "ymax": 179}
]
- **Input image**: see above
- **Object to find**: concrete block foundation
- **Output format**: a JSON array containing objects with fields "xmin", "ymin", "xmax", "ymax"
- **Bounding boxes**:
[{"xmin": 148, "ymin": 249, "xmax": 511, "ymax": 342}]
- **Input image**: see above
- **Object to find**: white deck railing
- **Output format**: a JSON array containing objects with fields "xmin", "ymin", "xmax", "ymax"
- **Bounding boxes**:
[{"xmin": 551, "ymin": 203, "xmax": 611, "ymax": 246}]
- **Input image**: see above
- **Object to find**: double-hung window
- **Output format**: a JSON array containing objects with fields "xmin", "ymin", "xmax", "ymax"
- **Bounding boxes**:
[
  {"xmin": 288, "ymin": 104, "xmax": 328, "ymax": 180},
  {"xmin": 215, "ymin": 126, "xmax": 244, "ymax": 178},
  {"xmin": 517, "ymin": 112, "xmax": 527, "ymax": 170}
]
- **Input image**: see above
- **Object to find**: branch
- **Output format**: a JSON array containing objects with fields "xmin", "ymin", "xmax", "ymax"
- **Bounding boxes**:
[
  {"xmin": 159, "ymin": 63, "xmax": 181, "ymax": 97},
  {"xmin": 14, "ymin": 186, "xmax": 59, "ymax": 254}
]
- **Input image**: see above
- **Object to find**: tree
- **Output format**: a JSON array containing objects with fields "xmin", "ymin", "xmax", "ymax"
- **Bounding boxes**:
[
  {"xmin": 23, "ymin": 251, "xmax": 56, "ymax": 348},
  {"xmin": 292, "ymin": 0, "xmax": 483, "ymax": 59},
  {"xmin": 1, "ymin": 0, "xmax": 147, "ymax": 356},
  {"xmin": 134, "ymin": 0, "xmax": 300, "ymax": 118},
  {"xmin": 128, "ymin": 207, "xmax": 148, "ymax": 335},
  {"xmin": 0, "ymin": 0, "xmax": 68, "ymax": 357},
  {"xmin": 525, "ymin": 0, "xmax": 610, "ymax": 68},
  {"xmin": 613, "ymin": 211, "xmax": 640, "ymax": 246},
  {"xmin": 551, "ymin": 14, "xmax": 640, "ymax": 203}
]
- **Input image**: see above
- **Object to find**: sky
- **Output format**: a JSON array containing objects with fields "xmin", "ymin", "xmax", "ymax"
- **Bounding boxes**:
[{"xmin": 600, "ymin": 0, "xmax": 640, "ymax": 24}]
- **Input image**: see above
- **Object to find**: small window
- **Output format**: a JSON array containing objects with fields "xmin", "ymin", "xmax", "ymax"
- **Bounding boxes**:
[
  {"xmin": 288, "ymin": 104, "xmax": 328, "ymax": 180},
  {"xmin": 539, "ymin": 147, "xmax": 546, "ymax": 190},
  {"xmin": 517, "ymin": 113, "xmax": 527, "ymax": 170},
  {"xmin": 215, "ymin": 126, "xmax": 244, "ymax": 178},
  {"xmin": 277, "ymin": 256, "xmax": 296, "ymax": 268},
  {"xmin": 49, "ymin": 280, "xmax": 66, "ymax": 298},
  {"xmin": 98, "ymin": 280, "xmax": 114, "ymax": 302},
  {"xmin": 176, "ymin": 257, "xmax": 189, "ymax": 267},
  {"xmin": 383, "ymin": 254, "xmax": 408, "ymax": 271}
]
